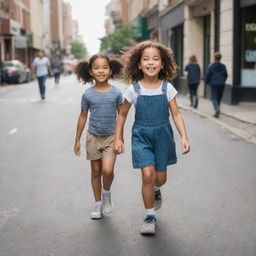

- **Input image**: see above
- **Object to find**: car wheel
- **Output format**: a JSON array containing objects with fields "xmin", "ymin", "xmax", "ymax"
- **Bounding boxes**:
[
  {"xmin": 17, "ymin": 76, "xmax": 23, "ymax": 84},
  {"xmin": 26, "ymin": 73, "xmax": 31, "ymax": 82}
]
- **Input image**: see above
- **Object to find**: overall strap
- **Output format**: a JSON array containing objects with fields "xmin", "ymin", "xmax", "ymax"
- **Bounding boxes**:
[
  {"xmin": 133, "ymin": 82, "xmax": 141, "ymax": 95},
  {"xmin": 162, "ymin": 81, "xmax": 168, "ymax": 94}
]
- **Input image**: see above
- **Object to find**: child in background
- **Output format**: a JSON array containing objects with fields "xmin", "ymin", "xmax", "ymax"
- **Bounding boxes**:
[
  {"xmin": 185, "ymin": 55, "xmax": 201, "ymax": 108},
  {"xmin": 51, "ymin": 58, "xmax": 62, "ymax": 86},
  {"xmin": 205, "ymin": 52, "xmax": 228, "ymax": 118},
  {"xmin": 74, "ymin": 54, "xmax": 123, "ymax": 219},
  {"xmin": 113, "ymin": 41, "xmax": 190, "ymax": 235}
]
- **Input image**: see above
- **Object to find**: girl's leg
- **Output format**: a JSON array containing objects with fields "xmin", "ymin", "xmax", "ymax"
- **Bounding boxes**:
[
  {"xmin": 140, "ymin": 166, "xmax": 157, "ymax": 235},
  {"xmin": 90, "ymin": 159, "xmax": 102, "ymax": 202},
  {"xmin": 154, "ymin": 171, "xmax": 167, "ymax": 210},
  {"xmin": 141, "ymin": 165, "xmax": 156, "ymax": 209},
  {"xmin": 155, "ymin": 171, "xmax": 167, "ymax": 187},
  {"xmin": 101, "ymin": 157, "xmax": 116, "ymax": 190},
  {"xmin": 101, "ymin": 157, "xmax": 116, "ymax": 214}
]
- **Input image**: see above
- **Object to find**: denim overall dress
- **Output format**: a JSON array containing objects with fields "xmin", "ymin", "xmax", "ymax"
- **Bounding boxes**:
[{"xmin": 132, "ymin": 81, "xmax": 177, "ymax": 171}]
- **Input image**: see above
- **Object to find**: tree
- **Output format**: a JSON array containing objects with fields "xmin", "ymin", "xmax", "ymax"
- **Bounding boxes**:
[
  {"xmin": 100, "ymin": 24, "xmax": 134, "ymax": 54},
  {"xmin": 71, "ymin": 41, "xmax": 88, "ymax": 59}
]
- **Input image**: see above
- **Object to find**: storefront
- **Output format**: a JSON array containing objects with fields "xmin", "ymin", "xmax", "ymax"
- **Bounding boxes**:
[
  {"xmin": 0, "ymin": 18, "xmax": 20, "ymax": 61},
  {"xmin": 132, "ymin": 16, "xmax": 149, "ymax": 41},
  {"xmin": 145, "ymin": 5, "xmax": 160, "ymax": 41},
  {"xmin": 15, "ymin": 35, "xmax": 29, "ymax": 65},
  {"xmin": 233, "ymin": 0, "xmax": 256, "ymax": 103},
  {"xmin": 160, "ymin": 2, "xmax": 185, "ymax": 89}
]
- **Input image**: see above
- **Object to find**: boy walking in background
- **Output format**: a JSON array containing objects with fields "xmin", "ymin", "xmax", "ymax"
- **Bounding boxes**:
[{"xmin": 206, "ymin": 52, "xmax": 228, "ymax": 118}]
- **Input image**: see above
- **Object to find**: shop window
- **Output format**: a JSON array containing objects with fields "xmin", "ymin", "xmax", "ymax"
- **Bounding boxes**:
[
  {"xmin": 241, "ymin": 5, "xmax": 256, "ymax": 87},
  {"xmin": 169, "ymin": 24, "xmax": 183, "ymax": 75}
]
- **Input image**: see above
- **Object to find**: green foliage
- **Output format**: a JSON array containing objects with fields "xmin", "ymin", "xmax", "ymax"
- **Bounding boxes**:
[
  {"xmin": 100, "ymin": 24, "xmax": 134, "ymax": 54},
  {"xmin": 71, "ymin": 41, "xmax": 88, "ymax": 59}
]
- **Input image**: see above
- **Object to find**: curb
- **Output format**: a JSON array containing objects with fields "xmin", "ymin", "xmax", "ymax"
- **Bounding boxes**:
[{"xmin": 179, "ymin": 105, "xmax": 256, "ymax": 146}]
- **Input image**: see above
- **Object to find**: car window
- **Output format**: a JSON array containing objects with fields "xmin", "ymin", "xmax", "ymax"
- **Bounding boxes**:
[{"xmin": 4, "ymin": 62, "xmax": 14, "ymax": 67}]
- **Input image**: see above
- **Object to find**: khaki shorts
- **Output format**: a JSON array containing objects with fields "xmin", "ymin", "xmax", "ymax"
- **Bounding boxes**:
[{"xmin": 86, "ymin": 131, "xmax": 116, "ymax": 160}]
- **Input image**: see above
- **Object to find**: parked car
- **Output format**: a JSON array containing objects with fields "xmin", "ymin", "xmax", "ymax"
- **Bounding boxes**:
[{"xmin": 3, "ymin": 60, "xmax": 32, "ymax": 84}]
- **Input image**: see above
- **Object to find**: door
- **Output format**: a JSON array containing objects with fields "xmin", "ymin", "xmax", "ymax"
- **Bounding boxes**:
[{"xmin": 203, "ymin": 15, "xmax": 211, "ymax": 96}]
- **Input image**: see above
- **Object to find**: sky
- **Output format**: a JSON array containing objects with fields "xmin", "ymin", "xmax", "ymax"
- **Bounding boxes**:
[{"xmin": 68, "ymin": 0, "xmax": 111, "ymax": 56}]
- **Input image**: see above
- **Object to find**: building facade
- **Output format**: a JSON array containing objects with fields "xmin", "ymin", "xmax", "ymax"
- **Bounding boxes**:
[
  {"xmin": 0, "ymin": 0, "xmax": 31, "ymax": 64},
  {"xmin": 118, "ymin": 0, "xmax": 256, "ymax": 104},
  {"xmin": 62, "ymin": 1, "xmax": 73, "ymax": 57},
  {"xmin": 105, "ymin": 0, "xmax": 123, "ymax": 34},
  {"xmin": 29, "ymin": 0, "xmax": 44, "ymax": 66},
  {"xmin": 0, "ymin": 0, "xmax": 12, "ymax": 61},
  {"xmin": 42, "ymin": 0, "xmax": 51, "ymax": 57},
  {"xmin": 50, "ymin": 0, "xmax": 64, "ymax": 59}
]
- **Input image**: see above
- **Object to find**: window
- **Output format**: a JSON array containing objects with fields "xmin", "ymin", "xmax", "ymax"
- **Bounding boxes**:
[{"xmin": 241, "ymin": 5, "xmax": 256, "ymax": 87}]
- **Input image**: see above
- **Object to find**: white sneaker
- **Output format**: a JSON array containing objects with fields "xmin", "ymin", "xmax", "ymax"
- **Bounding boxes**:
[
  {"xmin": 140, "ymin": 215, "xmax": 156, "ymax": 235},
  {"xmin": 102, "ymin": 193, "xmax": 113, "ymax": 215},
  {"xmin": 90, "ymin": 204, "xmax": 103, "ymax": 220}
]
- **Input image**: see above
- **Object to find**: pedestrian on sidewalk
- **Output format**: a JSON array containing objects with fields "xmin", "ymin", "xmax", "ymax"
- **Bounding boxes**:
[
  {"xmin": 51, "ymin": 58, "xmax": 63, "ymax": 86},
  {"xmin": 184, "ymin": 55, "xmax": 201, "ymax": 108},
  {"xmin": 32, "ymin": 50, "xmax": 52, "ymax": 100},
  {"xmin": 113, "ymin": 41, "xmax": 190, "ymax": 235},
  {"xmin": 205, "ymin": 52, "xmax": 228, "ymax": 118},
  {"xmin": 74, "ymin": 54, "xmax": 123, "ymax": 220}
]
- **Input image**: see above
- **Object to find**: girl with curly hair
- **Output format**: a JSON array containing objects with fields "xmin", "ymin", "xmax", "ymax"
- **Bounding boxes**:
[
  {"xmin": 113, "ymin": 41, "xmax": 190, "ymax": 235},
  {"xmin": 74, "ymin": 54, "xmax": 123, "ymax": 220}
]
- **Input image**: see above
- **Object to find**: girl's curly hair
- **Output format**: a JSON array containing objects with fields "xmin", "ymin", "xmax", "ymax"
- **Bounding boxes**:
[
  {"xmin": 122, "ymin": 41, "xmax": 178, "ymax": 83},
  {"xmin": 74, "ymin": 54, "xmax": 123, "ymax": 83}
]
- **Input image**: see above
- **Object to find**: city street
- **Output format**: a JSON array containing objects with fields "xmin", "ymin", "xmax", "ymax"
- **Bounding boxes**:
[{"xmin": 0, "ymin": 75, "xmax": 256, "ymax": 256}]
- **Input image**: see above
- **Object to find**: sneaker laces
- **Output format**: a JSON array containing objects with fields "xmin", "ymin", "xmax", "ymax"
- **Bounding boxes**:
[
  {"xmin": 94, "ymin": 204, "xmax": 102, "ymax": 212},
  {"xmin": 155, "ymin": 190, "xmax": 161, "ymax": 200},
  {"xmin": 144, "ymin": 215, "xmax": 156, "ymax": 224},
  {"xmin": 103, "ymin": 193, "xmax": 111, "ymax": 204}
]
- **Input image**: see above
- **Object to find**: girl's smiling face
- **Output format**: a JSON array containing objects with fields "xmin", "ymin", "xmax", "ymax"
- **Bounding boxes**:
[
  {"xmin": 139, "ymin": 47, "xmax": 163, "ymax": 78},
  {"xmin": 90, "ymin": 57, "xmax": 112, "ymax": 83}
]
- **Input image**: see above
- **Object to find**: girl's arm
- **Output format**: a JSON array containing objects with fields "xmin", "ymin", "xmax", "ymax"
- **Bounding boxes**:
[
  {"xmin": 74, "ymin": 109, "xmax": 88, "ymax": 156},
  {"xmin": 169, "ymin": 98, "xmax": 190, "ymax": 154},
  {"xmin": 113, "ymin": 99, "xmax": 132, "ymax": 154},
  {"xmin": 116, "ymin": 104, "xmax": 123, "ymax": 114}
]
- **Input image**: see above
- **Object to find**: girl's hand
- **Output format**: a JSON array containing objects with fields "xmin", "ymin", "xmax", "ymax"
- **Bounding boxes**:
[
  {"xmin": 113, "ymin": 139, "xmax": 124, "ymax": 154},
  {"xmin": 74, "ymin": 141, "xmax": 81, "ymax": 156},
  {"xmin": 181, "ymin": 137, "xmax": 190, "ymax": 154}
]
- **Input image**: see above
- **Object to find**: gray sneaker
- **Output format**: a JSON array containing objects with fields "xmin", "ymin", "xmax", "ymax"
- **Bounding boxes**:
[
  {"xmin": 90, "ymin": 204, "xmax": 103, "ymax": 220},
  {"xmin": 102, "ymin": 193, "xmax": 113, "ymax": 215},
  {"xmin": 154, "ymin": 190, "xmax": 162, "ymax": 210},
  {"xmin": 140, "ymin": 215, "xmax": 156, "ymax": 235}
]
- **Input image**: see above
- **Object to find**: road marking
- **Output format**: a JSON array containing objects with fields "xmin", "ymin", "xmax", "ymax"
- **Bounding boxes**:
[{"xmin": 9, "ymin": 128, "xmax": 18, "ymax": 134}]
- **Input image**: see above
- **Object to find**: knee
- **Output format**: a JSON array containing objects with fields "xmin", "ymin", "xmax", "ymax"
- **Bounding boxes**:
[
  {"xmin": 156, "ymin": 176, "xmax": 167, "ymax": 186},
  {"xmin": 91, "ymin": 167, "xmax": 102, "ymax": 178},
  {"xmin": 142, "ymin": 172, "xmax": 155, "ymax": 185},
  {"xmin": 102, "ymin": 168, "xmax": 114, "ymax": 179}
]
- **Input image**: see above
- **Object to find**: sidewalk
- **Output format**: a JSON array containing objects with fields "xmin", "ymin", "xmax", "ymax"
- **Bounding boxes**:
[{"xmin": 177, "ymin": 94, "xmax": 256, "ymax": 145}]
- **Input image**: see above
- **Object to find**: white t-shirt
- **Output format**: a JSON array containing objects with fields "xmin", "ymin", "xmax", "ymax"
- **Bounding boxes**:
[
  {"xmin": 33, "ymin": 57, "xmax": 50, "ymax": 77},
  {"xmin": 123, "ymin": 82, "xmax": 177, "ymax": 105}
]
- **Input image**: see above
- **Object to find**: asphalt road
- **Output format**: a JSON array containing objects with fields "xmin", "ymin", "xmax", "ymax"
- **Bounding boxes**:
[{"xmin": 0, "ymin": 76, "xmax": 256, "ymax": 256}]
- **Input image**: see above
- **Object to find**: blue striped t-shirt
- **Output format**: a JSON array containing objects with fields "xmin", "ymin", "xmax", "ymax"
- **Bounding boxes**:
[{"xmin": 81, "ymin": 86, "xmax": 123, "ymax": 136}]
